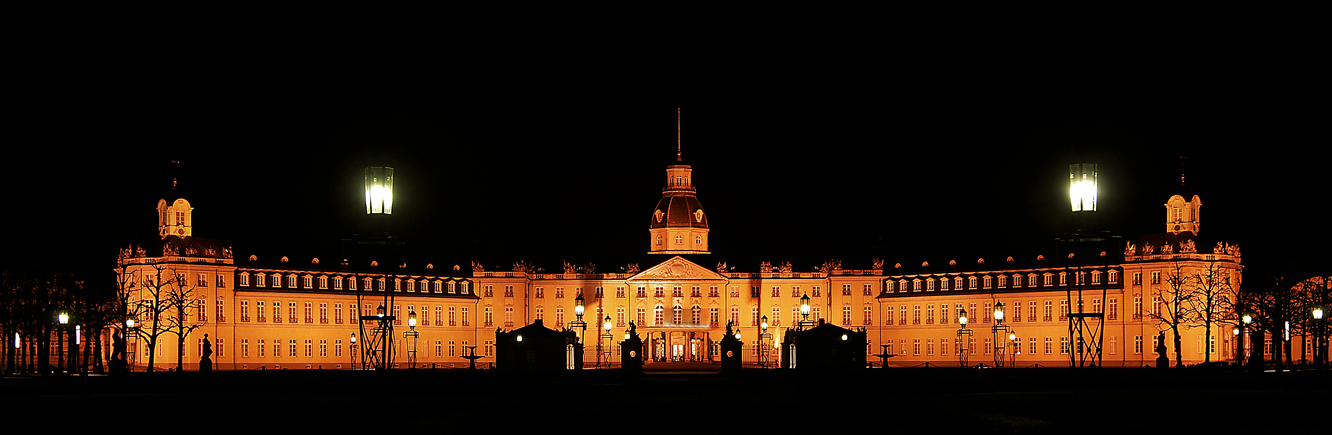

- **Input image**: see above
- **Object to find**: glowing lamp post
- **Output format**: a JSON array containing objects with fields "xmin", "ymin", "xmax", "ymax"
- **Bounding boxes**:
[
  {"xmin": 56, "ymin": 310, "xmax": 70, "ymax": 375},
  {"xmin": 602, "ymin": 316, "xmax": 614, "ymax": 369},
  {"xmin": 991, "ymin": 301, "xmax": 1010, "ymax": 368},
  {"xmin": 957, "ymin": 309, "xmax": 972, "ymax": 368},
  {"xmin": 364, "ymin": 167, "xmax": 394, "ymax": 215},
  {"xmin": 404, "ymin": 310, "xmax": 418, "ymax": 369},
  {"xmin": 1240, "ymin": 314, "xmax": 1253, "ymax": 367},
  {"xmin": 1314, "ymin": 306, "xmax": 1326, "ymax": 369},
  {"xmin": 1069, "ymin": 163, "xmax": 1097, "ymax": 212},
  {"xmin": 760, "ymin": 315, "xmax": 771, "ymax": 368},
  {"xmin": 798, "ymin": 293, "xmax": 814, "ymax": 329},
  {"xmin": 349, "ymin": 333, "xmax": 357, "ymax": 369}
]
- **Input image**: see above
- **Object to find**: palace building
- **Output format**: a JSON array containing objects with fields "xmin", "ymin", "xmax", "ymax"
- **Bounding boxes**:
[{"xmin": 118, "ymin": 116, "xmax": 1262, "ymax": 371}]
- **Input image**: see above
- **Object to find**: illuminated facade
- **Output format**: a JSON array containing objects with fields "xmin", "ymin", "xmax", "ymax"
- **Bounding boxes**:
[{"xmin": 116, "ymin": 120, "xmax": 1274, "ymax": 371}]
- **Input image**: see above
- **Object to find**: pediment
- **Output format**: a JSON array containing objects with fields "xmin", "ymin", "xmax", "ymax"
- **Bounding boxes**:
[{"xmin": 628, "ymin": 256, "xmax": 726, "ymax": 281}]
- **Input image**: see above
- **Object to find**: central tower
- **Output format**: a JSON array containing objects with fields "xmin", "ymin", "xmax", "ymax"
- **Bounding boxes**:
[{"xmin": 648, "ymin": 108, "xmax": 710, "ymax": 254}]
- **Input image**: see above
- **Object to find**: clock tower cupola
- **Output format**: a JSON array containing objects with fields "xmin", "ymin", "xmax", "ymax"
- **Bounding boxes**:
[{"xmin": 648, "ymin": 109, "xmax": 710, "ymax": 254}]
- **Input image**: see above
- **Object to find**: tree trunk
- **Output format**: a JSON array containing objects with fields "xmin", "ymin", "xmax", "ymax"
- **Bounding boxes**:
[
  {"xmin": 177, "ymin": 333, "xmax": 185, "ymax": 372},
  {"xmin": 1173, "ymin": 326, "xmax": 1184, "ymax": 368},
  {"xmin": 1203, "ymin": 325, "xmax": 1212, "ymax": 364}
]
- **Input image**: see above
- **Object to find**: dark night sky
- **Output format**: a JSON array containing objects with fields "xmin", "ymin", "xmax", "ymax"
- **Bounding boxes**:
[{"xmin": 7, "ymin": 30, "xmax": 1324, "ymax": 281}]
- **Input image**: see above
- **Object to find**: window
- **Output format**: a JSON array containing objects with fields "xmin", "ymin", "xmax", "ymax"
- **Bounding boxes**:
[
  {"xmin": 709, "ymin": 286, "xmax": 718, "ymax": 297},
  {"xmin": 1044, "ymin": 337, "xmax": 1052, "ymax": 354},
  {"xmin": 1059, "ymin": 300, "xmax": 1068, "ymax": 321},
  {"xmin": 319, "ymin": 302, "xmax": 328, "ymax": 324},
  {"xmin": 288, "ymin": 275, "xmax": 297, "ymax": 288},
  {"xmin": 842, "ymin": 284, "xmax": 852, "ymax": 296},
  {"xmin": 983, "ymin": 276, "xmax": 992, "ymax": 289},
  {"xmin": 462, "ymin": 307, "xmax": 470, "ymax": 326},
  {"xmin": 941, "ymin": 279, "xmax": 950, "ymax": 291},
  {"xmin": 291, "ymin": 340, "xmax": 299, "ymax": 357},
  {"xmin": 710, "ymin": 307, "xmax": 719, "ymax": 326},
  {"xmin": 1012, "ymin": 302, "xmax": 1022, "ymax": 323},
  {"xmin": 899, "ymin": 305, "xmax": 907, "ymax": 325},
  {"xmin": 864, "ymin": 306, "xmax": 873, "ymax": 325},
  {"xmin": 217, "ymin": 274, "xmax": 226, "ymax": 288},
  {"xmin": 304, "ymin": 302, "xmax": 313, "ymax": 323},
  {"xmin": 335, "ymin": 303, "xmax": 343, "ymax": 324},
  {"xmin": 256, "ymin": 301, "xmax": 266, "ymax": 322},
  {"xmin": 842, "ymin": 305, "xmax": 852, "ymax": 326},
  {"xmin": 654, "ymin": 305, "xmax": 664, "ymax": 325},
  {"xmin": 1028, "ymin": 301, "xmax": 1036, "ymax": 322},
  {"xmin": 198, "ymin": 273, "xmax": 208, "ymax": 287},
  {"xmin": 940, "ymin": 304, "xmax": 949, "ymax": 324},
  {"xmin": 925, "ymin": 304, "xmax": 934, "ymax": 324},
  {"xmin": 884, "ymin": 306, "xmax": 892, "ymax": 325},
  {"xmin": 241, "ymin": 300, "xmax": 250, "ymax": 322},
  {"xmin": 1134, "ymin": 335, "xmax": 1143, "ymax": 354},
  {"xmin": 449, "ymin": 306, "xmax": 457, "ymax": 326},
  {"xmin": 983, "ymin": 303, "xmax": 992, "ymax": 323},
  {"xmin": 258, "ymin": 339, "xmax": 265, "ymax": 357},
  {"xmin": 484, "ymin": 306, "xmax": 493, "ymax": 327},
  {"xmin": 1134, "ymin": 295, "xmax": 1143, "ymax": 319},
  {"xmin": 1060, "ymin": 337, "xmax": 1069, "ymax": 354},
  {"xmin": 290, "ymin": 302, "xmax": 299, "ymax": 324},
  {"xmin": 535, "ymin": 287, "xmax": 544, "ymax": 298},
  {"xmin": 812, "ymin": 286, "xmax": 820, "ymax": 297},
  {"xmin": 240, "ymin": 273, "xmax": 250, "ymax": 287},
  {"xmin": 1108, "ymin": 298, "xmax": 1118, "ymax": 320},
  {"xmin": 913, "ymin": 305, "xmax": 920, "ymax": 325},
  {"xmin": 319, "ymin": 340, "xmax": 327, "ymax": 357},
  {"xmin": 691, "ymin": 305, "xmax": 701, "ymax": 325},
  {"xmin": 1152, "ymin": 271, "xmax": 1161, "ymax": 284},
  {"xmin": 1042, "ymin": 300, "xmax": 1052, "ymax": 322},
  {"xmin": 333, "ymin": 277, "xmax": 343, "ymax": 290}
]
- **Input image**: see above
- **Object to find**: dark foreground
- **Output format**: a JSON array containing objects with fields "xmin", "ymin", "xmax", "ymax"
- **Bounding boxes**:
[{"xmin": 4, "ymin": 367, "xmax": 1327, "ymax": 432}]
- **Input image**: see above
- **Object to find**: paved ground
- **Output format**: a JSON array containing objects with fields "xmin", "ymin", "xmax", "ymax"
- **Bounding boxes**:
[{"xmin": 3, "ymin": 366, "xmax": 1327, "ymax": 432}]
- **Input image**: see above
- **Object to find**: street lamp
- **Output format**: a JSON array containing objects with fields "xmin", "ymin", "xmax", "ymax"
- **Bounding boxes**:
[
  {"xmin": 991, "ymin": 301, "xmax": 1009, "ymax": 368},
  {"xmin": 1009, "ymin": 331, "xmax": 1019, "ymax": 367},
  {"xmin": 364, "ymin": 167, "xmax": 394, "ymax": 215},
  {"xmin": 570, "ymin": 293, "xmax": 587, "ymax": 369},
  {"xmin": 602, "ymin": 316, "xmax": 614, "ymax": 369},
  {"xmin": 56, "ymin": 310, "xmax": 70, "ymax": 376},
  {"xmin": 957, "ymin": 309, "xmax": 972, "ymax": 368},
  {"xmin": 404, "ymin": 310, "xmax": 418, "ymax": 369},
  {"xmin": 1313, "ymin": 306, "xmax": 1326, "ymax": 369},
  {"xmin": 760, "ymin": 315, "xmax": 771, "ymax": 368},
  {"xmin": 799, "ymin": 293, "xmax": 813, "ymax": 329},
  {"xmin": 349, "ymin": 333, "xmax": 357, "ymax": 369},
  {"xmin": 1241, "ymin": 313, "xmax": 1253, "ymax": 367},
  {"xmin": 1069, "ymin": 163, "xmax": 1097, "ymax": 212}
]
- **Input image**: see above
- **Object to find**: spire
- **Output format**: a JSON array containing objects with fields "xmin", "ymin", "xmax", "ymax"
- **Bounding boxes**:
[
  {"xmin": 676, "ymin": 107, "xmax": 682, "ymax": 162},
  {"xmin": 1178, "ymin": 155, "xmax": 1187, "ymax": 186}
]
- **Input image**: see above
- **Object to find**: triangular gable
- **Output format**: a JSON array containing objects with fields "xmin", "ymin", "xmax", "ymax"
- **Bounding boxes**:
[{"xmin": 628, "ymin": 256, "xmax": 727, "ymax": 281}]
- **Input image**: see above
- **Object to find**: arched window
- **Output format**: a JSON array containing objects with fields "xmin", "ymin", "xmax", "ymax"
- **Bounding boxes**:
[
  {"xmin": 675, "ymin": 234, "xmax": 683, "ymax": 245},
  {"xmin": 673, "ymin": 304, "xmax": 683, "ymax": 324},
  {"xmin": 654, "ymin": 304, "xmax": 665, "ymax": 325}
]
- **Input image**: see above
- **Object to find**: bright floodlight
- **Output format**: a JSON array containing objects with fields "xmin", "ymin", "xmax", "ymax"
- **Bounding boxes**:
[
  {"xmin": 57, "ymin": 312, "xmax": 69, "ymax": 325},
  {"xmin": 1242, "ymin": 314, "xmax": 1252, "ymax": 325},
  {"xmin": 1069, "ymin": 163, "xmax": 1097, "ymax": 212},
  {"xmin": 959, "ymin": 309, "xmax": 969, "ymax": 326},
  {"xmin": 1314, "ymin": 307, "xmax": 1324, "ymax": 320},
  {"xmin": 365, "ymin": 167, "xmax": 394, "ymax": 215},
  {"xmin": 994, "ymin": 301, "xmax": 1005, "ymax": 322},
  {"xmin": 604, "ymin": 316, "xmax": 613, "ymax": 331}
]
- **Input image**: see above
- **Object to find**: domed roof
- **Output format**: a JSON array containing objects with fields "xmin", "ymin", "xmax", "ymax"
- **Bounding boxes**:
[{"xmin": 650, "ymin": 194, "xmax": 707, "ymax": 228}]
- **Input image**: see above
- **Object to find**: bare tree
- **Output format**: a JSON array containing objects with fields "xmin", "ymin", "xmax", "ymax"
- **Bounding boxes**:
[
  {"xmin": 162, "ymin": 271, "xmax": 205, "ymax": 371},
  {"xmin": 1147, "ymin": 261, "xmax": 1195, "ymax": 367},
  {"xmin": 1184, "ymin": 259, "xmax": 1239, "ymax": 364},
  {"xmin": 129, "ymin": 263, "xmax": 179, "ymax": 372}
]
